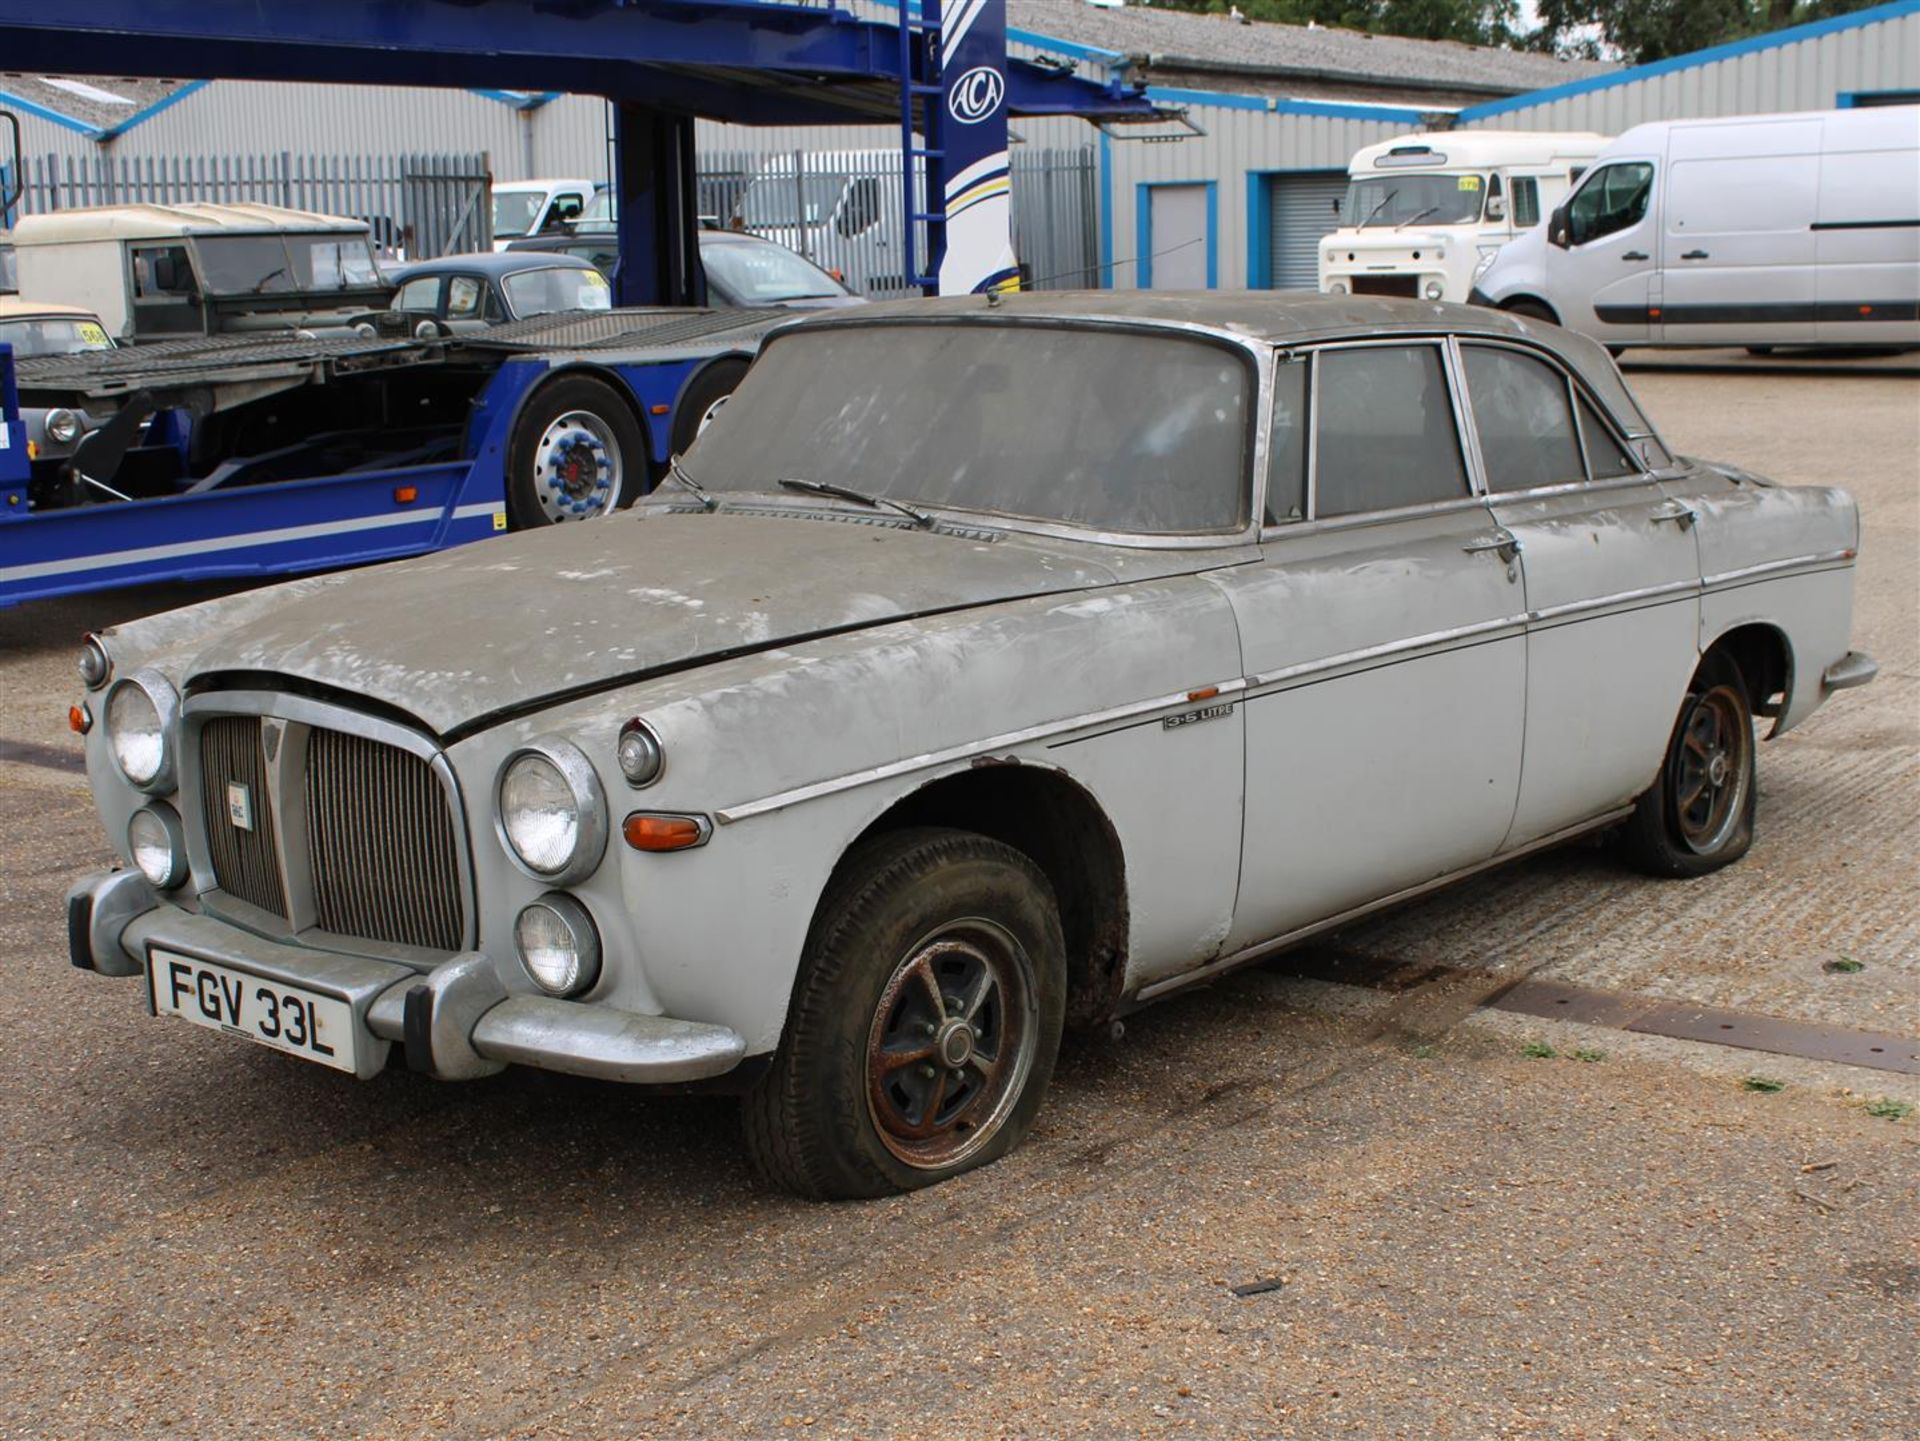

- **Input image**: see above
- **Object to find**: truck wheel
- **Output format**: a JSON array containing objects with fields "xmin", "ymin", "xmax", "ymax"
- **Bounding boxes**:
[
  {"xmin": 670, "ymin": 358, "xmax": 749, "ymax": 457},
  {"xmin": 506, "ymin": 375, "xmax": 646, "ymax": 529},
  {"xmin": 742, "ymin": 827, "xmax": 1066, "ymax": 1199},
  {"xmin": 1617, "ymin": 655, "xmax": 1757, "ymax": 878}
]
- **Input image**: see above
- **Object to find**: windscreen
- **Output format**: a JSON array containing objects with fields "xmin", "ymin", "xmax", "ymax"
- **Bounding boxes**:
[
  {"xmin": 702, "ymin": 239, "xmax": 847, "ymax": 303},
  {"xmin": 0, "ymin": 315, "xmax": 115, "ymax": 357},
  {"xmin": 739, "ymin": 174, "xmax": 850, "ymax": 228},
  {"xmin": 288, "ymin": 234, "xmax": 381, "ymax": 289},
  {"xmin": 195, "ymin": 236, "xmax": 298, "ymax": 295},
  {"xmin": 688, "ymin": 323, "xmax": 1251, "ymax": 534},
  {"xmin": 493, "ymin": 191, "xmax": 544, "ymax": 239},
  {"xmin": 502, "ymin": 265, "xmax": 612, "ymax": 318},
  {"xmin": 1345, "ymin": 173, "xmax": 1485, "ymax": 228}
]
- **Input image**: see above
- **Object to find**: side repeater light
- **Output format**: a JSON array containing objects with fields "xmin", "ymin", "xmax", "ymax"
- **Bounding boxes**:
[{"xmin": 622, "ymin": 813, "xmax": 712, "ymax": 853}]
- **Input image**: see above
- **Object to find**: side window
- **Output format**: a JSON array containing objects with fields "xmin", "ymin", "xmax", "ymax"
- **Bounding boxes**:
[
  {"xmin": 1265, "ymin": 358, "xmax": 1308, "ymax": 525},
  {"xmin": 837, "ymin": 177, "xmax": 881, "ymax": 238},
  {"xmin": 1511, "ymin": 177, "xmax": 1540, "ymax": 229},
  {"xmin": 1462, "ymin": 346, "xmax": 1585, "ymax": 493},
  {"xmin": 446, "ymin": 275, "xmax": 484, "ymax": 318},
  {"xmin": 1567, "ymin": 162, "xmax": 1654, "ymax": 246},
  {"xmin": 1577, "ymin": 396, "xmax": 1640, "ymax": 480},
  {"xmin": 132, "ymin": 245, "xmax": 198, "ymax": 300},
  {"xmin": 1313, "ymin": 345, "xmax": 1468, "ymax": 517},
  {"xmin": 393, "ymin": 276, "xmax": 441, "ymax": 313}
]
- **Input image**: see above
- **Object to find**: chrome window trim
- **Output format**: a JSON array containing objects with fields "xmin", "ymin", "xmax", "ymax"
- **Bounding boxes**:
[
  {"xmin": 179, "ymin": 689, "xmax": 478, "ymax": 959},
  {"xmin": 1454, "ymin": 335, "xmax": 1657, "ymax": 488}
]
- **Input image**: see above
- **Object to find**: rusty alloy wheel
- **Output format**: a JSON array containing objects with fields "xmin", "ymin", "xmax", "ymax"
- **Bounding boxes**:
[
  {"xmin": 864, "ymin": 918, "xmax": 1039, "ymax": 1171},
  {"xmin": 1669, "ymin": 682, "xmax": 1754, "ymax": 854}
]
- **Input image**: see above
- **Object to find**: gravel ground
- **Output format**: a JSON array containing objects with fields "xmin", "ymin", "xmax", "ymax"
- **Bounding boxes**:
[{"xmin": 0, "ymin": 355, "xmax": 1914, "ymax": 1438}]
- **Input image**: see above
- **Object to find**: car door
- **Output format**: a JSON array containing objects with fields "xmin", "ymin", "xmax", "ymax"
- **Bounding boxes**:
[
  {"xmin": 1550, "ymin": 160, "xmax": 1659, "ymax": 345},
  {"xmin": 1458, "ymin": 339, "xmax": 1702, "ymax": 847},
  {"xmin": 1216, "ymin": 341, "xmax": 1527, "ymax": 953}
]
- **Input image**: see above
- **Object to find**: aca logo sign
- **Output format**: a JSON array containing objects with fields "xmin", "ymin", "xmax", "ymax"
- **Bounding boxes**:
[{"xmin": 947, "ymin": 65, "xmax": 1005, "ymax": 125}]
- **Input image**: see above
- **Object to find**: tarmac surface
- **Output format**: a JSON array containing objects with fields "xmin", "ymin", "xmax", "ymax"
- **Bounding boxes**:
[{"xmin": 0, "ymin": 350, "xmax": 1914, "ymax": 1438}]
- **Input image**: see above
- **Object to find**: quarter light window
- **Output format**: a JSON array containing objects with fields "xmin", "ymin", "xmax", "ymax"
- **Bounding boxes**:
[
  {"xmin": 1266, "ymin": 359, "xmax": 1308, "ymax": 525},
  {"xmin": 1462, "ymin": 347, "xmax": 1584, "ymax": 493},
  {"xmin": 1313, "ymin": 346, "xmax": 1468, "ymax": 517},
  {"xmin": 1578, "ymin": 396, "xmax": 1639, "ymax": 480}
]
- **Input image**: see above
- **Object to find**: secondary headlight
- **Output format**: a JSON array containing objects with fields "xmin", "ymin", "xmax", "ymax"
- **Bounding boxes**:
[
  {"xmin": 1473, "ymin": 247, "xmax": 1501, "ymax": 282},
  {"xmin": 496, "ymin": 737, "xmax": 607, "ymax": 885},
  {"xmin": 128, "ymin": 803, "xmax": 188, "ymax": 889},
  {"xmin": 1328, "ymin": 280, "xmax": 1349, "ymax": 295},
  {"xmin": 616, "ymin": 719, "xmax": 663, "ymax": 787},
  {"xmin": 46, "ymin": 408, "xmax": 83, "ymax": 446},
  {"xmin": 106, "ymin": 669, "xmax": 180, "ymax": 792},
  {"xmin": 514, "ymin": 893, "xmax": 602, "ymax": 996},
  {"xmin": 78, "ymin": 633, "xmax": 112, "ymax": 690}
]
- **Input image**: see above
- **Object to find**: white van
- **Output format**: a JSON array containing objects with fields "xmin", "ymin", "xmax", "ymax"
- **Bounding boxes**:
[
  {"xmin": 1470, "ymin": 106, "xmax": 1920, "ymax": 350},
  {"xmin": 734, "ymin": 151, "xmax": 912, "ymax": 298},
  {"xmin": 491, "ymin": 179, "xmax": 598, "ymax": 252},
  {"xmin": 10, "ymin": 203, "xmax": 388, "ymax": 342},
  {"xmin": 1320, "ymin": 130, "xmax": 1609, "ymax": 303}
]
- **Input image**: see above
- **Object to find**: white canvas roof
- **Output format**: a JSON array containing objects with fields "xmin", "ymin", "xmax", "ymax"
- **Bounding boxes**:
[{"xmin": 12, "ymin": 202, "xmax": 370, "ymax": 247}]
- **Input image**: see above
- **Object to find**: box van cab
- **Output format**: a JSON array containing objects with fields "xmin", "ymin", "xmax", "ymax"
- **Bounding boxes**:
[
  {"xmin": 1470, "ymin": 106, "xmax": 1920, "ymax": 350},
  {"xmin": 1320, "ymin": 130, "xmax": 1608, "ymax": 303},
  {"xmin": 734, "ymin": 151, "xmax": 911, "ymax": 298},
  {"xmin": 10, "ymin": 203, "xmax": 388, "ymax": 342}
]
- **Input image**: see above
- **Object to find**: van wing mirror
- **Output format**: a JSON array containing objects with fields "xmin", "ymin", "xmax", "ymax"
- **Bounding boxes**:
[
  {"xmin": 1331, "ymin": 196, "xmax": 1341, "ymax": 217},
  {"xmin": 1548, "ymin": 203, "xmax": 1572, "ymax": 250},
  {"xmin": 1485, "ymin": 194, "xmax": 1506, "ymax": 222}
]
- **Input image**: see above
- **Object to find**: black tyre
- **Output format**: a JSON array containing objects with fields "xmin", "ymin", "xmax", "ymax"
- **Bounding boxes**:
[
  {"xmin": 505, "ymin": 375, "xmax": 647, "ymax": 529},
  {"xmin": 1617, "ymin": 655, "xmax": 1758, "ymax": 878},
  {"xmin": 1746, "ymin": 346, "xmax": 1775, "ymax": 357},
  {"xmin": 670, "ymin": 357, "xmax": 750, "ymax": 457},
  {"xmin": 743, "ymin": 827, "xmax": 1067, "ymax": 1199},
  {"xmin": 1504, "ymin": 299, "xmax": 1559, "ymax": 325}
]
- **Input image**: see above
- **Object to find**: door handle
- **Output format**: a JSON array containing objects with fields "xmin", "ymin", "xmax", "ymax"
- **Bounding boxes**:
[
  {"xmin": 1680, "ymin": 249, "xmax": 1710, "ymax": 260},
  {"xmin": 1622, "ymin": 251, "xmax": 1648, "ymax": 261},
  {"xmin": 1650, "ymin": 501, "xmax": 1697, "ymax": 529},
  {"xmin": 1463, "ymin": 531, "xmax": 1523, "ymax": 564}
]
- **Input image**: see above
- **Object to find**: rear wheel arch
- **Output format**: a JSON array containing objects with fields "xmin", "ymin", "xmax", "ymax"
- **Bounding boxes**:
[
  {"xmin": 1704, "ymin": 623, "xmax": 1794, "ymax": 730},
  {"xmin": 1501, "ymin": 296, "xmax": 1561, "ymax": 326},
  {"xmin": 840, "ymin": 765, "xmax": 1131, "ymax": 1029}
]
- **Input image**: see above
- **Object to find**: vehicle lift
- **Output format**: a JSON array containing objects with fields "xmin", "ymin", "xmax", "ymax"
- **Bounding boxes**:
[{"xmin": 0, "ymin": 0, "xmax": 1161, "ymax": 608}]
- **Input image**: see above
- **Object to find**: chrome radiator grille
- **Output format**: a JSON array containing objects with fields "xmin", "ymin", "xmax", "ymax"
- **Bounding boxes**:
[
  {"xmin": 193, "ymin": 709, "xmax": 466, "ymax": 955},
  {"xmin": 199, "ymin": 716, "xmax": 287, "ymax": 919},
  {"xmin": 305, "ymin": 728, "xmax": 463, "ymax": 953}
]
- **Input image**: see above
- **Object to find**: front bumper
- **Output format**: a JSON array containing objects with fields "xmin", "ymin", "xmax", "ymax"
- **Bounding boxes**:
[
  {"xmin": 1822, "ymin": 651, "xmax": 1878, "ymax": 693},
  {"xmin": 65, "ymin": 870, "xmax": 747, "ymax": 1085}
]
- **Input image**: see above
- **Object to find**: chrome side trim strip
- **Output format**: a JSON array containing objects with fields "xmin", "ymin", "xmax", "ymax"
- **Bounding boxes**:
[
  {"xmin": 1528, "ymin": 577, "xmax": 1699, "ymax": 624},
  {"xmin": 1132, "ymin": 806, "xmax": 1637, "ymax": 1004},
  {"xmin": 1702, "ymin": 549, "xmax": 1855, "ymax": 590},
  {"xmin": 715, "ymin": 678, "xmax": 1247, "ymax": 825},
  {"xmin": 1245, "ymin": 613, "xmax": 1528, "ymax": 694}
]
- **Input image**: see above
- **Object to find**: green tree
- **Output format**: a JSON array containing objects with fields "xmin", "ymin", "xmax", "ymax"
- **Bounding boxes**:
[{"xmin": 1529, "ymin": 0, "xmax": 1887, "ymax": 62}]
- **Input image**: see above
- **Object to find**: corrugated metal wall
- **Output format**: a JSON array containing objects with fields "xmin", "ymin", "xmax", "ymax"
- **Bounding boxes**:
[{"xmin": 1466, "ymin": 10, "xmax": 1920, "ymax": 132}]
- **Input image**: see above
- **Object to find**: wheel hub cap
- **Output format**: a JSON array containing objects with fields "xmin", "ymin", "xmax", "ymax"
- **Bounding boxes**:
[{"xmin": 936, "ymin": 1018, "xmax": 976, "ymax": 1068}]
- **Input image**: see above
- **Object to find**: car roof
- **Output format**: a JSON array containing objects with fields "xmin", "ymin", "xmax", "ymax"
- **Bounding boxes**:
[
  {"xmin": 0, "ymin": 297, "xmax": 103, "ymax": 320},
  {"xmin": 12, "ymin": 203, "xmax": 369, "ymax": 244},
  {"xmin": 779, "ymin": 290, "xmax": 1661, "ymax": 439},
  {"xmin": 387, "ymin": 251, "xmax": 600, "ymax": 282}
]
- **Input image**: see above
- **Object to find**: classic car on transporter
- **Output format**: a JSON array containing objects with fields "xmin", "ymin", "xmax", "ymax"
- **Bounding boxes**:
[{"xmin": 65, "ymin": 293, "xmax": 1876, "ymax": 1198}]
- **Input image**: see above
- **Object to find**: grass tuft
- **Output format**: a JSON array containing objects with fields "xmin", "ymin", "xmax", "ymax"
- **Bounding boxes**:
[
  {"xmin": 1742, "ymin": 1075, "xmax": 1786, "ymax": 1093},
  {"xmin": 1520, "ymin": 1040, "xmax": 1556, "ymax": 1060}
]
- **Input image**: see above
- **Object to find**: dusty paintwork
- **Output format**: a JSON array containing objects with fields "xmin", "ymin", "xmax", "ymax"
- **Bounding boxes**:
[{"xmin": 67, "ymin": 293, "xmax": 1874, "ymax": 1113}]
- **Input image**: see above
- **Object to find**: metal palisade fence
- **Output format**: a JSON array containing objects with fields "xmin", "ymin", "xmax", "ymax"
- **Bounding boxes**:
[
  {"xmin": 699, "ymin": 145, "xmax": 1099, "ymax": 296},
  {"xmin": 10, "ymin": 151, "xmax": 492, "ymax": 260}
]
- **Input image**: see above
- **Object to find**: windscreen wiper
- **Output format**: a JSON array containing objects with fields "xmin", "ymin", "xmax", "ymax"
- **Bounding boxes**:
[
  {"xmin": 779, "ymin": 476, "xmax": 934, "ymax": 529},
  {"xmin": 1395, "ymin": 206, "xmax": 1441, "ymax": 231},
  {"xmin": 663, "ymin": 455, "xmax": 717, "ymax": 511},
  {"xmin": 1358, "ymin": 191, "xmax": 1397, "ymax": 228}
]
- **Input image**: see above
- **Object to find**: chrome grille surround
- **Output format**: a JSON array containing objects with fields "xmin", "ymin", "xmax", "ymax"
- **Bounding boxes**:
[
  {"xmin": 179, "ymin": 691, "xmax": 475, "ymax": 964},
  {"xmin": 198, "ymin": 715, "xmax": 288, "ymax": 919}
]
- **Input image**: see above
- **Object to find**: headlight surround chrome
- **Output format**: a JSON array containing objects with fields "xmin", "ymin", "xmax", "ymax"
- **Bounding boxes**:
[
  {"xmin": 78, "ymin": 633, "xmax": 112, "ymax": 690},
  {"xmin": 45, "ymin": 408, "xmax": 83, "ymax": 446},
  {"xmin": 127, "ymin": 803, "xmax": 188, "ymax": 889},
  {"xmin": 496, "ymin": 737, "xmax": 608, "ymax": 886},
  {"xmin": 105, "ymin": 669, "xmax": 180, "ymax": 792},
  {"xmin": 514, "ymin": 893, "xmax": 602, "ymax": 996}
]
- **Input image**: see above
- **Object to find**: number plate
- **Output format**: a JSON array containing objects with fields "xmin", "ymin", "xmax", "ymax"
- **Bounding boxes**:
[{"xmin": 147, "ymin": 949, "xmax": 358, "ymax": 1074}]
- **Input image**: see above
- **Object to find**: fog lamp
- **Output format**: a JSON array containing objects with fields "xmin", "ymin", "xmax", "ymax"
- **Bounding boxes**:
[
  {"xmin": 1423, "ymin": 279, "xmax": 1445, "ymax": 301},
  {"xmin": 46, "ymin": 409, "xmax": 83, "ymax": 446},
  {"xmin": 515, "ymin": 894, "xmax": 602, "ymax": 996},
  {"xmin": 128, "ymin": 804, "xmax": 188, "ymax": 889}
]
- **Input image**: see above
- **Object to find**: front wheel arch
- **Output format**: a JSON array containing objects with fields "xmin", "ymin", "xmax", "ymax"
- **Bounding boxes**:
[{"xmin": 1501, "ymin": 296, "xmax": 1561, "ymax": 326}]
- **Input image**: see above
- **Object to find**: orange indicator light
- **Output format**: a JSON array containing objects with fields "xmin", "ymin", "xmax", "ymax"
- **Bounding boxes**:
[
  {"xmin": 1187, "ymin": 686, "xmax": 1220, "ymax": 702},
  {"xmin": 69, "ymin": 704, "xmax": 91, "ymax": 735},
  {"xmin": 649, "ymin": 403, "xmax": 671, "ymax": 416},
  {"xmin": 393, "ymin": 485, "xmax": 418, "ymax": 504},
  {"xmin": 623, "ymin": 813, "xmax": 707, "ymax": 852},
  {"xmin": 1859, "ymin": 306, "xmax": 1873, "ymax": 316}
]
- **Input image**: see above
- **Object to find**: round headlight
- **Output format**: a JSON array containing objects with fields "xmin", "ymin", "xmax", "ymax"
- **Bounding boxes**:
[
  {"xmin": 1328, "ymin": 280, "xmax": 1349, "ymax": 295},
  {"xmin": 78, "ymin": 634, "xmax": 112, "ymax": 690},
  {"xmin": 515, "ymin": 894, "xmax": 602, "ymax": 996},
  {"xmin": 128, "ymin": 803, "xmax": 188, "ymax": 889},
  {"xmin": 46, "ymin": 408, "xmax": 84, "ymax": 446},
  {"xmin": 106, "ymin": 670, "xmax": 179, "ymax": 792},
  {"xmin": 616, "ymin": 719, "xmax": 663, "ymax": 787},
  {"xmin": 1423, "ymin": 279, "xmax": 1446, "ymax": 301},
  {"xmin": 496, "ymin": 738, "xmax": 607, "ymax": 884}
]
